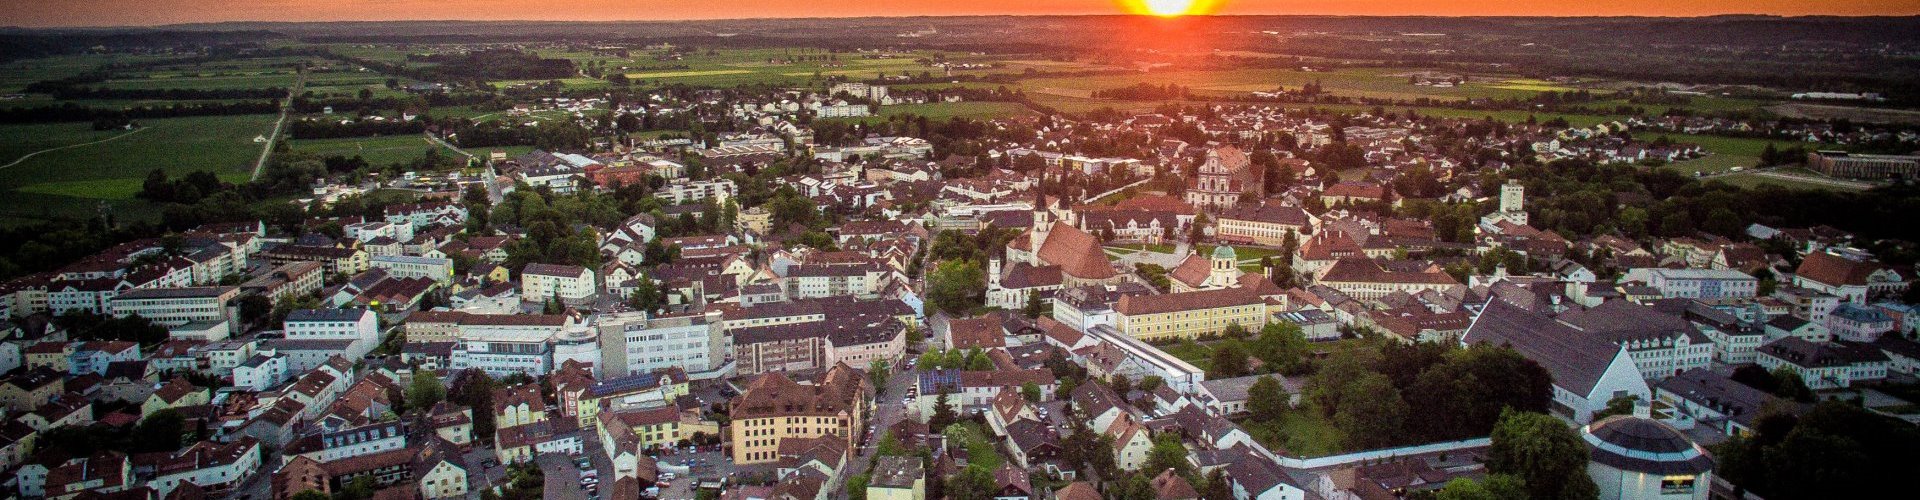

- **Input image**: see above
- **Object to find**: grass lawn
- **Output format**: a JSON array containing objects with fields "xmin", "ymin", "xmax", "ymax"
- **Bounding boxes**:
[
  {"xmin": 947, "ymin": 422, "xmax": 1005, "ymax": 470},
  {"xmin": 0, "ymin": 114, "xmax": 278, "ymax": 197},
  {"xmin": 1159, "ymin": 339, "xmax": 1216, "ymax": 371},
  {"xmin": 1665, "ymin": 154, "xmax": 1758, "ymax": 176},
  {"xmin": 1243, "ymin": 411, "xmax": 1347, "ymax": 458}
]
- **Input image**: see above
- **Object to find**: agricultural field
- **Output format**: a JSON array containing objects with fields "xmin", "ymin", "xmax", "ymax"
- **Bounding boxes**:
[
  {"xmin": 0, "ymin": 114, "xmax": 278, "ymax": 200},
  {"xmin": 875, "ymin": 101, "xmax": 1035, "ymax": 121},
  {"xmin": 291, "ymin": 135, "xmax": 444, "ymax": 167},
  {"xmin": 1019, "ymin": 68, "xmax": 1569, "ymax": 102}
]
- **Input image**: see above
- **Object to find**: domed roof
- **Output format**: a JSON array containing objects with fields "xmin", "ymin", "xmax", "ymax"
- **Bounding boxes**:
[
  {"xmin": 1211, "ymin": 245, "xmax": 1237, "ymax": 260},
  {"xmin": 1582, "ymin": 416, "xmax": 1714, "ymax": 475}
]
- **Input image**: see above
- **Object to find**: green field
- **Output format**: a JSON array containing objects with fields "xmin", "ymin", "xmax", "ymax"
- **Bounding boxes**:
[
  {"xmin": 1244, "ymin": 412, "xmax": 1347, "ymax": 457},
  {"xmin": 292, "ymin": 135, "xmax": 442, "ymax": 166},
  {"xmin": 0, "ymin": 114, "xmax": 278, "ymax": 198}
]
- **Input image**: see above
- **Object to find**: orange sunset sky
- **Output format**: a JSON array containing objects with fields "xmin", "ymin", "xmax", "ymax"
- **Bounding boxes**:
[{"xmin": 4, "ymin": 0, "xmax": 1917, "ymax": 28}]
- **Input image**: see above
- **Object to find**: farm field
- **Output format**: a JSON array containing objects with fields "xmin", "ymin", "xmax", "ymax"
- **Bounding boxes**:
[
  {"xmin": 877, "ymin": 101, "xmax": 1034, "ymax": 120},
  {"xmin": 1018, "ymin": 68, "xmax": 1567, "ymax": 101},
  {"xmin": 292, "ymin": 135, "xmax": 443, "ymax": 167},
  {"xmin": 0, "ymin": 114, "xmax": 279, "ymax": 198}
]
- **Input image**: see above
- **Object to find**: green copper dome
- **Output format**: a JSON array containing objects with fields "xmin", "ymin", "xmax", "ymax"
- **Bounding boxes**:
[{"xmin": 1211, "ymin": 245, "xmax": 1237, "ymax": 260}]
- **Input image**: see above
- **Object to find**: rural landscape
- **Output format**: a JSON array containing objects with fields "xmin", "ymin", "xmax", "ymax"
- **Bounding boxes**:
[{"xmin": 0, "ymin": 2, "xmax": 1917, "ymax": 500}]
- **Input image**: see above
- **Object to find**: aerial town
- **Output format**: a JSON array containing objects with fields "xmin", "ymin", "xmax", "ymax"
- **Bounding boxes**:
[{"xmin": 0, "ymin": 6, "xmax": 1918, "ymax": 500}]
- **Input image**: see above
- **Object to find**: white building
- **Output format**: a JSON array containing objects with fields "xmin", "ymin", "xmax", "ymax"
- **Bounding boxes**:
[
  {"xmin": 1640, "ymin": 268, "xmax": 1758, "ymax": 300},
  {"xmin": 284, "ymin": 308, "xmax": 379, "ymax": 345},
  {"xmin": 369, "ymin": 255, "xmax": 455, "ymax": 285},
  {"xmin": 233, "ymin": 353, "xmax": 290, "ymax": 391},
  {"xmin": 108, "ymin": 286, "xmax": 240, "ymax": 340},
  {"xmin": 444, "ymin": 313, "xmax": 578, "ymax": 377},
  {"xmin": 1583, "ymin": 416, "xmax": 1714, "ymax": 500},
  {"xmin": 657, "ymin": 179, "xmax": 738, "ymax": 204},
  {"xmin": 596, "ymin": 310, "xmax": 726, "ymax": 378},
  {"xmin": 1464, "ymin": 299, "xmax": 1652, "ymax": 423},
  {"xmin": 521, "ymin": 263, "xmax": 597, "ymax": 305},
  {"xmin": 145, "ymin": 438, "xmax": 264, "ymax": 498}
]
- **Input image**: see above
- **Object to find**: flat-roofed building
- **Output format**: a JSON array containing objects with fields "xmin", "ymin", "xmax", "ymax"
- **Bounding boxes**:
[
  {"xmin": 368, "ymin": 255, "xmax": 455, "ymax": 285},
  {"xmin": 109, "ymin": 286, "xmax": 239, "ymax": 341}
]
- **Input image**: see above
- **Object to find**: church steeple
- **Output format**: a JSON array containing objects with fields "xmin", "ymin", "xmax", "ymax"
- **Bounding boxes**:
[{"xmin": 1031, "ymin": 173, "xmax": 1052, "ymax": 265}]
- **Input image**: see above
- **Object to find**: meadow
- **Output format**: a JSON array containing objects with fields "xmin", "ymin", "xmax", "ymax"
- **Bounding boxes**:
[{"xmin": 292, "ymin": 135, "xmax": 445, "ymax": 167}]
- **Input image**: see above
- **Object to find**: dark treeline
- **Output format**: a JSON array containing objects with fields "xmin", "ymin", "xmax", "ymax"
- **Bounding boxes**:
[
  {"xmin": 0, "ymin": 101, "xmax": 280, "ymax": 124},
  {"xmin": 27, "ymin": 81, "xmax": 288, "ymax": 100},
  {"xmin": 288, "ymin": 118, "xmax": 429, "ymax": 139},
  {"xmin": 290, "ymin": 92, "xmax": 496, "ymax": 114}
]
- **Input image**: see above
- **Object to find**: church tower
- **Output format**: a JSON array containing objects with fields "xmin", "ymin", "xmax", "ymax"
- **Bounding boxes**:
[
  {"xmin": 1030, "ymin": 176, "xmax": 1052, "ymax": 266},
  {"xmin": 1209, "ymin": 245, "xmax": 1239, "ymax": 288}
]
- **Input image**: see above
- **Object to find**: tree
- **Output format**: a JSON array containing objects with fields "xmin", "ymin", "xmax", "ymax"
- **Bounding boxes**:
[
  {"xmin": 1210, "ymin": 343, "xmax": 1250, "ymax": 377},
  {"xmin": 1333, "ymin": 373, "xmax": 1407, "ymax": 449},
  {"xmin": 868, "ymin": 359, "xmax": 890, "ymax": 389},
  {"xmin": 1593, "ymin": 394, "xmax": 1637, "ymax": 421},
  {"xmin": 846, "ymin": 474, "xmax": 870, "ymax": 500},
  {"xmin": 449, "ymin": 369, "xmax": 498, "ymax": 440},
  {"xmin": 1246, "ymin": 375, "xmax": 1289, "ymax": 422},
  {"xmin": 134, "ymin": 409, "xmax": 187, "ymax": 452},
  {"xmin": 1021, "ymin": 382, "xmax": 1042, "ymax": 403},
  {"xmin": 290, "ymin": 490, "xmax": 331, "ymax": 500},
  {"xmin": 1143, "ymin": 433, "xmax": 1194, "ymax": 479},
  {"xmin": 408, "ymin": 369, "xmax": 447, "ymax": 411},
  {"xmin": 930, "ymin": 393, "xmax": 957, "ymax": 433},
  {"xmin": 945, "ymin": 464, "xmax": 997, "ymax": 500},
  {"xmin": 1769, "ymin": 366, "xmax": 1816, "ymax": 402},
  {"xmin": 1487, "ymin": 410, "xmax": 1599, "ymax": 500},
  {"xmin": 1200, "ymin": 468, "xmax": 1236, "ymax": 500},
  {"xmin": 1022, "ymin": 291, "xmax": 1047, "ymax": 318},
  {"xmin": 1435, "ymin": 474, "xmax": 1529, "ymax": 500},
  {"xmin": 927, "ymin": 259, "xmax": 987, "ymax": 314},
  {"xmin": 626, "ymin": 274, "xmax": 664, "ymax": 313}
]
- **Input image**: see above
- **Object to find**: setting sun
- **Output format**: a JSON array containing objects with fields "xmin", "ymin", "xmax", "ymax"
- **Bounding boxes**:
[{"xmin": 1143, "ymin": 0, "xmax": 1196, "ymax": 16}]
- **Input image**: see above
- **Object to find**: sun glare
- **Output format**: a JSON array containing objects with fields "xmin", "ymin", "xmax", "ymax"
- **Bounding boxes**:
[{"xmin": 1142, "ymin": 0, "xmax": 1198, "ymax": 17}]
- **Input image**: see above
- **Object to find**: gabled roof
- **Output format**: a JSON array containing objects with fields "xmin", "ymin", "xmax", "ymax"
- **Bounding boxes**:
[
  {"xmin": 1034, "ymin": 222, "xmax": 1119, "ymax": 280},
  {"xmin": 1795, "ymin": 251, "xmax": 1878, "ymax": 287},
  {"xmin": 1462, "ymin": 298, "xmax": 1628, "ymax": 395}
]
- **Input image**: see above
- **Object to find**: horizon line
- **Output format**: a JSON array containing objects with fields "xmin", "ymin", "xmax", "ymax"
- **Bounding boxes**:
[{"xmin": 13, "ymin": 12, "xmax": 1920, "ymax": 31}]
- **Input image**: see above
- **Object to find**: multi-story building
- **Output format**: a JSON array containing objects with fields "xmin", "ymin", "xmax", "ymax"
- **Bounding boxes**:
[
  {"xmin": 597, "ymin": 311, "xmax": 725, "ymax": 378},
  {"xmin": 1556, "ymin": 300, "xmax": 1714, "ymax": 381},
  {"xmin": 108, "ymin": 286, "xmax": 240, "ymax": 340},
  {"xmin": 783, "ymin": 262, "xmax": 888, "ymax": 300},
  {"xmin": 1462, "ymin": 299, "xmax": 1652, "ymax": 424},
  {"xmin": 521, "ymin": 263, "xmax": 597, "ymax": 305},
  {"xmin": 240, "ymin": 262, "xmax": 325, "ymax": 306},
  {"xmin": 445, "ymin": 314, "xmax": 579, "ymax": 377},
  {"xmin": 1828, "ymin": 303, "xmax": 1896, "ymax": 342},
  {"xmin": 261, "ymin": 245, "xmax": 367, "ymax": 275},
  {"xmin": 1184, "ymin": 147, "xmax": 1261, "ymax": 210},
  {"xmin": 368, "ymin": 255, "xmax": 455, "ymax": 285},
  {"xmin": 658, "ymin": 179, "xmax": 738, "ymax": 204},
  {"xmin": 1312, "ymin": 258, "xmax": 1458, "ymax": 301},
  {"xmin": 1756, "ymin": 337, "xmax": 1889, "ymax": 389},
  {"xmin": 1644, "ymin": 268, "xmax": 1758, "ymax": 299},
  {"xmin": 1114, "ymin": 287, "xmax": 1268, "ymax": 342},
  {"xmin": 1794, "ymin": 250, "xmax": 1906, "ymax": 304},
  {"xmin": 1214, "ymin": 203, "xmax": 1312, "ymax": 247},
  {"xmin": 729, "ymin": 364, "xmax": 869, "ymax": 464},
  {"xmin": 283, "ymin": 307, "xmax": 380, "ymax": 363}
]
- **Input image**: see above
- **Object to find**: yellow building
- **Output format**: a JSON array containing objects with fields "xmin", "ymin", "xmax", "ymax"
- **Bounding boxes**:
[
  {"xmin": 1114, "ymin": 287, "xmax": 1269, "ymax": 342},
  {"xmin": 867, "ymin": 456, "xmax": 926, "ymax": 500},
  {"xmin": 599, "ymin": 406, "xmax": 683, "ymax": 451},
  {"xmin": 729, "ymin": 363, "xmax": 869, "ymax": 464},
  {"xmin": 0, "ymin": 369, "xmax": 64, "ymax": 413},
  {"xmin": 574, "ymin": 370, "xmax": 690, "ymax": 429}
]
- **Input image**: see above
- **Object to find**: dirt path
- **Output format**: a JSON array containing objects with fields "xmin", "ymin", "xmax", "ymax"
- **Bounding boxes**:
[
  {"xmin": 0, "ymin": 127, "xmax": 149, "ymax": 170},
  {"xmin": 250, "ymin": 70, "xmax": 306, "ymax": 181}
]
